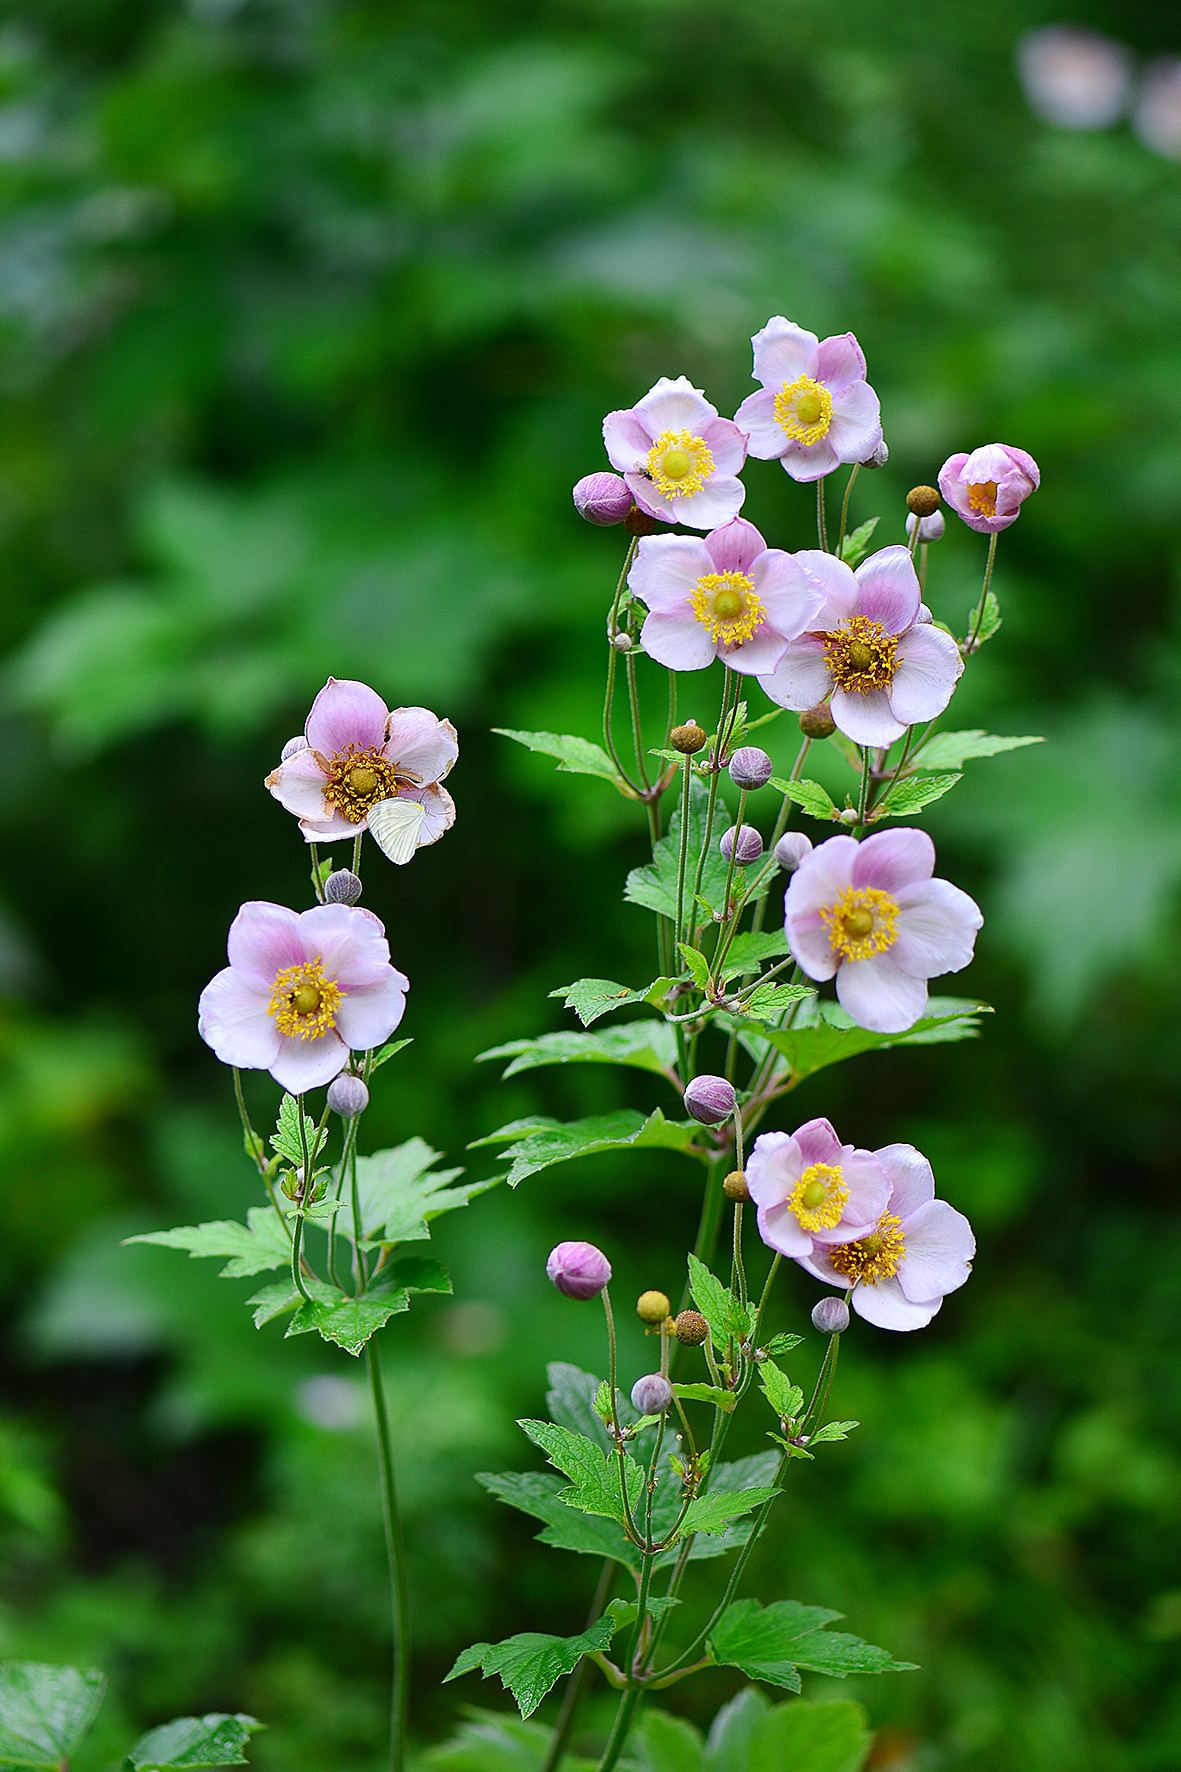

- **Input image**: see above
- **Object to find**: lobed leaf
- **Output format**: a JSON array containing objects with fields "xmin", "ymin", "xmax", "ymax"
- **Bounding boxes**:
[
  {"xmin": 0, "ymin": 1662, "xmax": 105, "ymax": 1770},
  {"xmin": 677, "ymin": 944, "xmax": 711, "ymax": 990},
  {"xmin": 352, "ymin": 1138, "xmax": 491, "ymax": 1244},
  {"xmin": 911, "ymin": 728, "xmax": 1044, "ymax": 770},
  {"xmin": 672, "ymin": 1383, "xmax": 735, "ymax": 1413},
  {"xmin": 125, "ymin": 1207, "xmax": 290, "ymax": 1279},
  {"xmin": 477, "ymin": 1021, "xmax": 678, "ymax": 1082},
  {"xmin": 686, "ymin": 1254, "xmax": 751, "ymax": 1350},
  {"xmin": 625, "ymin": 776, "xmax": 737, "ymax": 920},
  {"xmin": 444, "ymin": 1618, "xmax": 617, "ymax": 1720},
  {"xmin": 476, "ymin": 1471, "xmax": 637, "ymax": 1568},
  {"xmin": 125, "ymin": 1713, "xmax": 263, "ymax": 1769},
  {"xmin": 737, "ymin": 982, "xmax": 814, "ymax": 1025},
  {"xmin": 870, "ymin": 772, "xmax": 961, "ymax": 818},
  {"xmin": 493, "ymin": 727, "xmax": 620, "ymax": 782},
  {"xmin": 967, "ymin": 588, "xmax": 1001, "ymax": 644},
  {"xmin": 518, "ymin": 1420, "xmax": 643, "ymax": 1523},
  {"xmin": 548, "ymin": 978, "xmax": 673, "ymax": 1027},
  {"xmin": 758, "ymin": 1360, "xmax": 805, "ymax": 1424},
  {"xmin": 808, "ymin": 1420, "xmax": 859, "ymax": 1444},
  {"xmin": 471, "ymin": 1110, "xmax": 702, "ymax": 1188},
  {"xmin": 716, "ymin": 930, "xmax": 790, "ymax": 980},
  {"xmin": 768, "ymin": 779, "xmax": 839, "ymax": 821},
  {"xmin": 679, "ymin": 1487, "xmax": 776, "ymax": 1538},
  {"xmin": 368, "ymin": 1037, "xmax": 413, "ymax": 1070},
  {"xmin": 283, "ymin": 1279, "xmax": 413, "ymax": 1356},
  {"xmin": 271, "ymin": 1093, "xmax": 321, "ymax": 1169},
  {"xmin": 757, "ymin": 996, "xmax": 990, "ymax": 1083},
  {"xmin": 709, "ymin": 1598, "xmax": 916, "ymax": 1693}
]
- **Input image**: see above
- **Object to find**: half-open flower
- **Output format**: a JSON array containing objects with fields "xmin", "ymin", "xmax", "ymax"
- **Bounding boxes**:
[
  {"xmin": 628, "ymin": 519, "xmax": 825, "ymax": 674},
  {"xmin": 758, "ymin": 545, "xmax": 962, "ymax": 746},
  {"xmin": 799, "ymin": 1143, "xmax": 975, "ymax": 1330},
  {"xmin": 938, "ymin": 444, "xmax": 1039, "ymax": 534},
  {"xmin": 746, "ymin": 1118, "xmax": 891, "ymax": 1261},
  {"xmin": 198, "ymin": 901, "xmax": 409, "ymax": 1093},
  {"xmin": 734, "ymin": 319, "xmax": 882, "ymax": 483},
  {"xmin": 785, "ymin": 829, "xmax": 982, "ymax": 1033},
  {"xmin": 603, "ymin": 376, "xmax": 747, "ymax": 529},
  {"xmin": 266, "ymin": 679, "xmax": 457, "ymax": 864}
]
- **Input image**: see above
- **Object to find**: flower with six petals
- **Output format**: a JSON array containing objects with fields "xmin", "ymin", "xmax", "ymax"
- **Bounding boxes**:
[
  {"xmin": 734, "ymin": 318, "xmax": 883, "ymax": 483},
  {"xmin": 602, "ymin": 376, "xmax": 747, "ymax": 529}
]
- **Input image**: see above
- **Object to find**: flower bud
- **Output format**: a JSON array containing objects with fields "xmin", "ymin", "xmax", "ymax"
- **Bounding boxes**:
[
  {"xmin": 774, "ymin": 831, "xmax": 813, "ymax": 873},
  {"xmin": 281, "ymin": 735, "xmax": 309, "ymax": 761},
  {"xmin": 547, "ymin": 1240, "xmax": 612, "ymax": 1300},
  {"xmin": 906, "ymin": 485, "xmax": 941, "ymax": 518},
  {"xmin": 673, "ymin": 1309, "xmax": 709, "ymax": 1346},
  {"xmin": 630, "ymin": 1373, "xmax": 674, "ymax": 1415},
  {"xmin": 863, "ymin": 439, "xmax": 889, "ymax": 468},
  {"xmin": 670, "ymin": 722, "xmax": 708, "ymax": 755},
  {"xmin": 799, "ymin": 703, "xmax": 836, "ymax": 740},
  {"xmin": 728, "ymin": 746, "xmax": 774, "ymax": 790},
  {"xmin": 281, "ymin": 1166, "xmax": 307, "ymax": 1200},
  {"xmin": 573, "ymin": 472, "xmax": 634, "ymax": 526},
  {"xmin": 722, "ymin": 1171, "xmax": 752, "ymax": 1206},
  {"xmin": 906, "ymin": 510, "xmax": 945, "ymax": 542},
  {"xmin": 636, "ymin": 1289, "xmax": 671, "ymax": 1324},
  {"xmin": 811, "ymin": 1296, "xmax": 850, "ymax": 1334},
  {"xmin": 611, "ymin": 631, "xmax": 633, "ymax": 651},
  {"xmin": 683, "ymin": 1075, "xmax": 737, "ymax": 1126},
  {"xmin": 624, "ymin": 504, "xmax": 659, "ymax": 537},
  {"xmin": 325, "ymin": 869, "xmax": 363, "ymax": 905},
  {"xmin": 916, "ymin": 602, "xmax": 934, "ymax": 624},
  {"xmin": 327, "ymin": 1073, "xmax": 370, "ymax": 1118},
  {"xmin": 720, "ymin": 824, "xmax": 763, "ymax": 867}
]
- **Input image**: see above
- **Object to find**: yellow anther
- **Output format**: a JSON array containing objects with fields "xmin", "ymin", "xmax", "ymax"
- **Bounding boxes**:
[
  {"xmin": 323, "ymin": 743, "xmax": 399, "ymax": 824},
  {"xmin": 820, "ymin": 886, "xmax": 900, "ymax": 963},
  {"xmin": 773, "ymin": 375, "xmax": 834, "ymax": 445},
  {"xmin": 691, "ymin": 570, "xmax": 766, "ymax": 647},
  {"xmin": 823, "ymin": 615, "xmax": 899, "ymax": 696},
  {"xmin": 788, "ymin": 1161, "xmax": 848, "ymax": 1231},
  {"xmin": 968, "ymin": 480, "xmax": 998, "ymax": 516},
  {"xmin": 644, "ymin": 429, "xmax": 715, "ymax": 498},
  {"xmin": 827, "ymin": 1213, "xmax": 906, "ymax": 1285},
  {"xmin": 268, "ymin": 959, "xmax": 343, "ymax": 1041}
]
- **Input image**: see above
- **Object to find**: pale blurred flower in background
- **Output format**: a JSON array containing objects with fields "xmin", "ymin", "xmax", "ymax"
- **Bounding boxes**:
[
  {"xmin": 1017, "ymin": 25, "xmax": 1132, "ymax": 129},
  {"xmin": 1133, "ymin": 57, "xmax": 1181, "ymax": 158}
]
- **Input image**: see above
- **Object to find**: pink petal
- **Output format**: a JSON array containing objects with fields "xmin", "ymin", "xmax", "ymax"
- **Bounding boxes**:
[
  {"xmin": 794, "ymin": 552, "xmax": 861, "ymax": 628},
  {"xmin": 721, "ymin": 630, "xmax": 790, "ymax": 675},
  {"xmin": 265, "ymin": 749, "xmax": 332, "ymax": 823},
  {"xmin": 786, "ymin": 840, "xmax": 861, "ymax": 982},
  {"xmin": 896, "ymin": 1198, "xmax": 975, "ymax": 1303},
  {"xmin": 603, "ymin": 409, "xmax": 653, "ymax": 472},
  {"xmin": 698, "ymin": 416, "xmax": 748, "ymax": 475},
  {"xmin": 733, "ymin": 387, "xmax": 785, "ymax": 459},
  {"xmin": 852, "ymin": 1276, "xmax": 942, "ymax": 1331},
  {"xmin": 890, "ymin": 877, "xmax": 983, "ymax": 978},
  {"xmin": 757, "ymin": 1200, "xmax": 815, "ymax": 1260},
  {"xmin": 888, "ymin": 624, "xmax": 963, "ymax": 725},
  {"xmin": 382, "ymin": 708, "xmax": 458, "ymax": 784},
  {"xmin": 830, "ymin": 686, "xmax": 905, "ymax": 747},
  {"xmin": 873, "ymin": 1143, "xmax": 936, "ymax": 1221},
  {"xmin": 854, "ymin": 546, "xmax": 920, "ymax": 635},
  {"xmin": 270, "ymin": 1029, "xmax": 350, "ymax": 1093},
  {"xmin": 760, "ymin": 634, "xmax": 831, "ymax": 711},
  {"xmin": 815, "ymin": 332, "xmax": 868, "ymax": 393},
  {"xmin": 835, "ymin": 1150, "xmax": 894, "ymax": 1231},
  {"xmin": 298, "ymin": 902, "xmax": 391, "ymax": 990},
  {"xmin": 305, "ymin": 678, "xmax": 390, "ymax": 758},
  {"xmin": 750, "ymin": 317, "xmax": 818, "ymax": 389},
  {"xmin": 198, "ymin": 968, "xmax": 281, "ymax": 1070},
  {"xmin": 851, "ymin": 827, "xmax": 935, "ymax": 895},
  {"xmin": 634, "ymin": 376, "xmax": 718, "ymax": 433},
  {"xmin": 335, "ymin": 969, "xmax": 409, "ymax": 1051},
  {"xmin": 298, "ymin": 811, "xmax": 358, "ymax": 843},
  {"xmin": 778, "ymin": 437, "xmax": 840, "ymax": 482},
  {"xmin": 744, "ymin": 1130, "xmax": 802, "ymax": 1207},
  {"xmin": 704, "ymin": 518, "xmax": 767, "ymax": 576},
  {"xmin": 628, "ymin": 535, "xmax": 712, "ymax": 614},
  {"xmin": 227, "ymin": 902, "xmax": 306, "ymax": 988},
  {"xmin": 753, "ymin": 554, "xmax": 828, "ymax": 641},
  {"xmin": 640, "ymin": 609, "xmax": 717, "ymax": 671},
  {"xmin": 826, "ymin": 381, "xmax": 883, "ymax": 463},
  {"xmin": 658, "ymin": 476, "xmax": 746, "ymax": 531},
  {"xmin": 835, "ymin": 953, "xmax": 927, "ymax": 1032},
  {"xmin": 793, "ymin": 1117, "xmax": 844, "ymax": 1167}
]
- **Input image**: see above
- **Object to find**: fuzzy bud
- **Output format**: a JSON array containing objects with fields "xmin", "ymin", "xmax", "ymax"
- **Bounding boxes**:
[
  {"xmin": 683, "ymin": 1075, "xmax": 737, "ymax": 1126},
  {"xmin": 630, "ymin": 1373, "xmax": 674, "ymax": 1415},
  {"xmin": 624, "ymin": 504, "xmax": 659, "ymax": 537},
  {"xmin": 673, "ymin": 1309, "xmax": 709, "ymax": 1346},
  {"xmin": 670, "ymin": 722, "xmax": 708, "ymax": 755},
  {"xmin": 324, "ymin": 869, "xmax": 363, "ymax": 905},
  {"xmin": 799, "ymin": 703, "xmax": 836, "ymax": 740},
  {"xmin": 281, "ymin": 735, "xmax": 309, "ymax": 761},
  {"xmin": 863, "ymin": 439, "xmax": 889, "ymax": 468},
  {"xmin": 811, "ymin": 1296, "xmax": 850, "ymax": 1334},
  {"xmin": 906, "ymin": 510, "xmax": 945, "ymax": 543},
  {"xmin": 547, "ymin": 1240, "xmax": 612, "ymax": 1300},
  {"xmin": 906, "ymin": 485, "xmax": 941, "ymax": 518},
  {"xmin": 573, "ymin": 472, "xmax": 634, "ymax": 526},
  {"xmin": 720, "ymin": 824, "xmax": 763, "ymax": 867},
  {"xmin": 637, "ymin": 1289, "xmax": 671, "ymax": 1323},
  {"xmin": 327, "ymin": 1073, "xmax": 370, "ymax": 1118},
  {"xmin": 611, "ymin": 631, "xmax": 633, "ymax": 651},
  {"xmin": 774, "ymin": 831, "xmax": 813, "ymax": 873},
  {"xmin": 728, "ymin": 746, "xmax": 774, "ymax": 791},
  {"xmin": 722, "ymin": 1168, "xmax": 751, "ymax": 1203}
]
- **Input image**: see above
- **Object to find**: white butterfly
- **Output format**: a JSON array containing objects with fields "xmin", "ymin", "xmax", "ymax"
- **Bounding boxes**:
[{"xmin": 366, "ymin": 796, "xmax": 426, "ymax": 865}]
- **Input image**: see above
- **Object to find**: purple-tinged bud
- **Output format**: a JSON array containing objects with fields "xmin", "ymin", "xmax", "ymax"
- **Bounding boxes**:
[
  {"xmin": 906, "ymin": 510, "xmax": 946, "ymax": 542},
  {"xmin": 637, "ymin": 1289, "xmax": 671, "ymax": 1323},
  {"xmin": 720, "ymin": 824, "xmax": 763, "ymax": 867},
  {"xmin": 547, "ymin": 1240, "xmax": 612, "ymax": 1300},
  {"xmin": 915, "ymin": 602, "xmax": 934, "ymax": 624},
  {"xmin": 722, "ymin": 1169, "xmax": 750, "ymax": 1203},
  {"xmin": 327, "ymin": 1073, "xmax": 370, "ymax": 1118},
  {"xmin": 673, "ymin": 1310, "xmax": 708, "ymax": 1346},
  {"xmin": 811, "ymin": 1296, "xmax": 850, "ymax": 1334},
  {"xmin": 324, "ymin": 869, "xmax": 363, "ymax": 905},
  {"xmin": 799, "ymin": 703, "xmax": 836, "ymax": 740},
  {"xmin": 863, "ymin": 439, "xmax": 889, "ymax": 468},
  {"xmin": 630, "ymin": 1373, "xmax": 674, "ymax": 1415},
  {"xmin": 774, "ymin": 831, "xmax": 813, "ymax": 873},
  {"xmin": 281, "ymin": 735, "xmax": 309, "ymax": 761},
  {"xmin": 683, "ymin": 1075, "xmax": 737, "ymax": 1126},
  {"xmin": 573, "ymin": 472, "xmax": 633, "ymax": 526},
  {"xmin": 728, "ymin": 746, "xmax": 774, "ymax": 791}
]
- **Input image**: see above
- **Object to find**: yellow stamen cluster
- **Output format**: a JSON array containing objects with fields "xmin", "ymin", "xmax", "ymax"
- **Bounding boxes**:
[
  {"xmin": 268, "ymin": 958, "xmax": 343, "ymax": 1041},
  {"xmin": 691, "ymin": 570, "xmax": 766, "ymax": 647},
  {"xmin": 323, "ymin": 743, "xmax": 400, "ymax": 824},
  {"xmin": 774, "ymin": 375, "xmax": 834, "ymax": 445},
  {"xmin": 826, "ymin": 1213, "xmax": 906, "ymax": 1286},
  {"xmin": 820, "ymin": 885, "xmax": 900, "ymax": 963},
  {"xmin": 824, "ymin": 615, "xmax": 898, "ymax": 696},
  {"xmin": 968, "ymin": 480, "xmax": 998, "ymax": 516},
  {"xmin": 644, "ymin": 429, "xmax": 715, "ymax": 498},
  {"xmin": 789, "ymin": 1161, "xmax": 848, "ymax": 1231}
]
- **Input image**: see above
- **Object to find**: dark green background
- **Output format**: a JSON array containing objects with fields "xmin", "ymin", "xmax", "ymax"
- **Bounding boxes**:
[{"xmin": 1, "ymin": 1, "xmax": 1180, "ymax": 1767}]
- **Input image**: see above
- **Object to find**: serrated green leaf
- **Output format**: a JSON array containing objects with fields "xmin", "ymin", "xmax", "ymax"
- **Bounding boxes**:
[
  {"xmin": 625, "ymin": 776, "xmax": 736, "ymax": 919},
  {"xmin": 761, "ymin": 1333, "xmax": 804, "ymax": 1357},
  {"xmin": 604, "ymin": 1595, "xmax": 680, "ymax": 1632},
  {"xmin": 476, "ymin": 1471, "xmax": 638, "ymax": 1568},
  {"xmin": 656, "ymin": 1453, "xmax": 781, "ymax": 1566},
  {"xmin": 912, "ymin": 729, "xmax": 1045, "ymax": 770},
  {"xmin": 420, "ymin": 1707, "xmax": 600, "ymax": 1772},
  {"xmin": 125, "ymin": 1207, "xmax": 291, "ymax": 1279},
  {"xmin": 716, "ymin": 930, "xmax": 790, "ymax": 980},
  {"xmin": 470, "ymin": 1110, "xmax": 702, "ymax": 1188},
  {"xmin": 808, "ymin": 1419, "xmax": 859, "ymax": 1444},
  {"xmin": 477, "ymin": 1021, "xmax": 678, "ymax": 1082},
  {"xmin": 758, "ymin": 996, "xmax": 990, "ymax": 1083},
  {"xmin": 282, "ymin": 1280, "xmax": 412, "ymax": 1355},
  {"xmin": 351, "ymin": 1138, "xmax": 490, "ymax": 1244},
  {"xmin": 0, "ymin": 1662, "xmax": 105, "ymax": 1769},
  {"xmin": 271, "ymin": 1093, "xmax": 322, "ymax": 1169},
  {"xmin": 709, "ymin": 1598, "xmax": 916, "ymax": 1692},
  {"xmin": 634, "ymin": 1709, "xmax": 706, "ymax": 1772},
  {"xmin": 548, "ymin": 978, "xmax": 670, "ymax": 1027},
  {"xmin": 768, "ymin": 779, "xmax": 838, "ymax": 821},
  {"xmin": 493, "ymin": 728, "xmax": 620, "ymax": 782},
  {"xmin": 679, "ymin": 1486, "xmax": 776, "ymax": 1537},
  {"xmin": 871, "ymin": 772, "xmax": 961, "ymax": 818},
  {"xmin": 246, "ymin": 1282, "xmax": 299, "ymax": 1329},
  {"xmin": 126, "ymin": 1713, "xmax": 264, "ymax": 1769},
  {"xmin": 737, "ymin": 983, "xmax": 814, "ymax": 1025},
  {"xmin": 758, "ymin": 1360, "xmax": 804, "ymax": 1423},
  {"xmin": 686, "ymin": 1254, "xmax": 731, "ymax": 1351},
  {"xmin": 672, "ymin": 1383, "xmax": 736, "ymax": 1413},
  {"xmin": 443, "ymin": 1616, "xmax": 617, "ymax": 1720},
  {"xmin": 369, "ymin": 1038, "xmax": 412, "ymax": 1070},
  {"xmin": 518, "ymin": 1420, "xmax": 643, "ymax": 1523},
  {"xmin": 837, "ymin": 516, "xmax": 879, "ymax": 567},
  {"xmin": 677, "ymin": 943, "xmax": 711, "ymax": 989},
  {"xmin": 967, "ymin": 588, "xmax": 1001, "ymax": 645}
]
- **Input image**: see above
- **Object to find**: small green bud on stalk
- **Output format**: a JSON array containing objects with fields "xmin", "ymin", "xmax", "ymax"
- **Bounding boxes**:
[{"xmin": 637, "ymin": 1289, "xmax": 671, "ymax": 1324}]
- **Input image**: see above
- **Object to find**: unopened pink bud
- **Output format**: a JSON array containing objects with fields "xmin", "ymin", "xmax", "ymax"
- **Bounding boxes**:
[
  {"xmin": 720, "ymin": 824, "xmax": 763, "ymax": 866},
  {"xmin": 573, "ymin": 473, "xmax": 634, "ymax": 526},
  {"xmin": 324, "ymin": 869, "xmax": 363, "ymax": 905},
  {"xmin": 774, "ymin": 831, "xmax": 813, "ymax": 873},
  {"xmin": 547, "ymin": 1240, "xmax": 612, "ymax": 1300},
  {"xmin": 863, "ymin": 439, "xmax": 889, "ymax": 468},
  {"xmin": 281, "ymin": 735, "xmax": 309, "ymax": 761},
  {"xmin": 728, "ymin": 747, "xmax": 774, "ymax": 791},
  {"xmin": 683, "ymin": 1075, "xmax": 737, "ymax": 1126},
  {"xmin": 811, "ymin": 1296, "xmax": 850, "ymax": 1334},
  {"xmin": 630, "ymin": 1373, "xmax": 673, "ymax": 1415},
  {"xmin": 327, "ymin": 1073, "xmax": 369, "ymax": 1118}
]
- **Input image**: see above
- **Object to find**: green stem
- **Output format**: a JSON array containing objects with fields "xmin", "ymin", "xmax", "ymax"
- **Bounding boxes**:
[
  {"xmin": 309, "ymin": 842, "xmax": 326, "ymax": 903},
  {"xmin": 602, "ymin": 1290, "xmax": 644, "ymax": 1544},
  {"xmin": 674, "ymin": 753, "xmax": 692, "ymax": 950},
  {"xmin": 816, "ymin": 478, "xmax": 828, "ymax": 551},
  {"xmin": 352, "ymin": 831, "xmax": 363, "ymax": 875},
  {"xmin": 602, "ymin": 538, "xmax": 642, "ymax": 792},
  {"xmin": 539, "ymin": 1559, "xmax": 616, "ymax": 1772},
  {"xmin": 594, "ymin": 1688, "xmax": 643, "ymax": 1772},
  {"xmin": 836, "ymin": 462, "xmax": 859, "ymax": 555},
  {"xmin": 967, "ymin": 532, "xmax": 998, "ymax": 651},
  {"xmin": 368, "ymin": 1336, "xmax": 410, "ymax": 1772},
  {"xmin": 686, "ymin": 670, "xmax": 736, "ymax": 952}
]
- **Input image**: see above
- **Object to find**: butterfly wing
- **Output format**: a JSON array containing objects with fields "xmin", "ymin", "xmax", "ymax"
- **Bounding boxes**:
[{"xmin": 367, "ymin": 797, "xmax": 426, "ymax": 865}]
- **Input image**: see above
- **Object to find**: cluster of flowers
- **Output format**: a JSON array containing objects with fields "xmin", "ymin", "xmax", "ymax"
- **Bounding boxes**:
[{"xmin": 198, "ymin": 678, "xmax": 458, "ymax": 1092}]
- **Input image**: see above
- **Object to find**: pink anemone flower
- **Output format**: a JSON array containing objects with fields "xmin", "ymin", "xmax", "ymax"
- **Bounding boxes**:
[
  {"xmin": 627, "ymin": 518, "xmax": 825, "ymax": 674},
  {"xmin": 266, "ymin": 679, "xmax": 457, "ymax": 865},
  {"xmin": 938, "ymin": 444, "xmax": 1039, "ymax": 534},
  {"xmin": 785, "ymin": 829, "xmax": 983, "ymax": 1034},
  {"xmin": 198, "ymin": 901, "xmax": 408, "ymax": 1093},
  {"xmin": 602, "ymin": 376, "xmax": 747, "ymax": 529},
  {"xmin": 734, "ymin": 318, "xmax": 882, "ymax": 483},
  {"xmin": 799, "ymin": 1143, "xmax": 975, "ymax": 1330},
  {"xmin": 758, "ymin": 545, "xmax": 962, "ymax": 747},
  {"xmin": 746, "ymin": 1118, "xmax": 891, "ymax": 1261}
]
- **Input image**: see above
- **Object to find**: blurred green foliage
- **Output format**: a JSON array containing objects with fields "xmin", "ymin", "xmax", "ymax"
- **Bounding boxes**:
[{"xmin": 1, "ymin": 0, "xmax": 1181, "ymax": 1768}]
